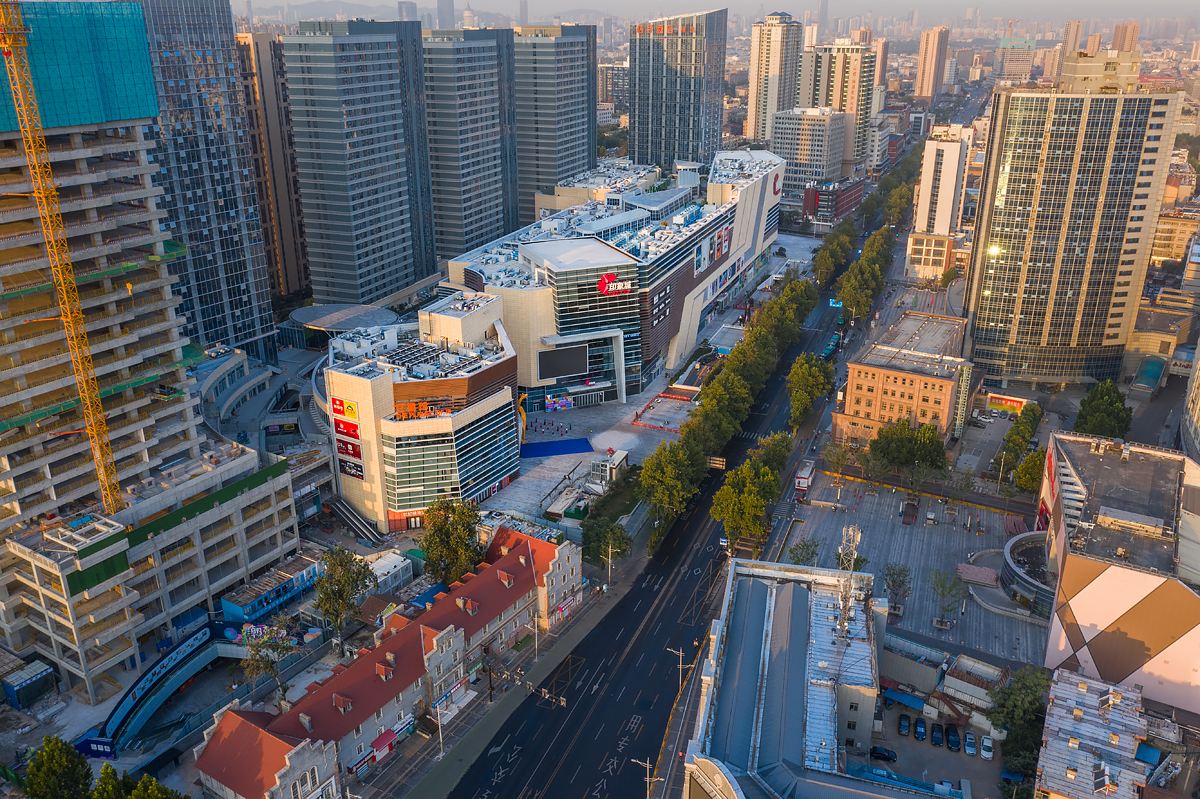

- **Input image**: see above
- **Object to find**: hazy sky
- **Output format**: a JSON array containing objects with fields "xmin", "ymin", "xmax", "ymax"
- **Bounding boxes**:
[{"xmin": 449, "ymin": 0, "xmax": 1196, "ymax": 25}]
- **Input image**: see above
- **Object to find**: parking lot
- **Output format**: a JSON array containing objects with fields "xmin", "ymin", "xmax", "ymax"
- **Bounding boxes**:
[
  {"xmin": 779, "ymin": 472, "xmax": 1049, "ymax": 664},
  {"xmin": 862, "ymin": 705, "xmax": 1004, "ymax": 796}
]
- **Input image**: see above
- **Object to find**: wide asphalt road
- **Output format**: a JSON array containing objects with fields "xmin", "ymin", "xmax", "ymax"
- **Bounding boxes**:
[{"xmin": 443, "ymin": 294, "xmax": 841, "ymax": 799}]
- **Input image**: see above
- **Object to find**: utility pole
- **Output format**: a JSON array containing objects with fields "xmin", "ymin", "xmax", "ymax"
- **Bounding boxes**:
[
  {"xmin": 997, "ymin": 451, "xmax": 1006, "ymax": 489},
  {"xmin": 608, "ymin": 539, "xmax": 614, "ymax": 586},
  {"xmin": 434, "ymin": 702, "xmax": 445, "ymax": 761},
  {"xmin": 632, "ymin": 757, "xmax": 662, "ymax": 799},
  {"xmin": 667, "ymin": 646, "xmax": 686, "ymax": 694}
]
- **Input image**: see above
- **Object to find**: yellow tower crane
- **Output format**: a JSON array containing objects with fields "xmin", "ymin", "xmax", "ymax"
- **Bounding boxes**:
[{"xmin": 0, "ymin": 2, "xmax": 123, "ymax": 515}]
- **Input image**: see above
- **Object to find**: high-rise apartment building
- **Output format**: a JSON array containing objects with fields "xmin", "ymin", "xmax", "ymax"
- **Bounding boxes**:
[
  {"xmin": 1062, "ymin": 19, "xmax": 1084, "ymax": 54},
  {"xmin": 817, "ymin": 0, "xmax": 828, "ymax": 32},
  {"xmin": 850, "ymin": 26, "xmax": 871, "ymax": 45},
  {"xmin": 397, "ymin": 0, "xmax": 417, "ymax": 20},
  {"xmin": 512, "ymin": 25, "xmax": 598, "ymax": 225},
  {"xmin": 745, "ymin": 12, "xmax": 805, "ymax": 142},
  {"xmin": 965, "ymin": 51, "xmax": 1182, "ymax": 387},
  {"xmin": 1085, "ymin": 33, "xmax": 1104, "ymax": 56},
  {"xmin": 770, "ymin": 107, "xmax": 846, "ymax": 193},
  {"xmin": 437, "ymin": 0, "xmax": 454, "ymax": 28},
  {"xmin": 914, "ymin": 126, "xmax": 972, "ymax": 236},
  {"xmin": 629, "ymin": 10, "xmax": 727, "ymax": 169},
  {"xmin": 0, "ymin": 3, "xmax": 300, "ymax": 703},
  {"xmin": 803, "ymin": 22, "xmax": 818, "ymax": 51},
  {"xmin": 423, "ymin": 30, "xmax": 519, "ymax": 258},
  {"xmin": 136, "ymin": 0, "xmax": 275, "ymax": 362},
  {"xmin": 1191, "ymin": 40, "xmax": 1200, "ymax": 61},
  {"xmin": 603, "ymin": 16, "xmax": 613, "ymax": 47},
  {"xmin": 873, "ymin": 38, "xmax": 889, "ymax": 86},
  {"xmin": 1112, "ymin": 21, "xmax": 1140, "ymax": 52},
  {"xmin": 519, "ymin": 0, "xmax": 528, "ymax": 25},
  {"xmin": 996, "ymin": 37, "xmax": 1036, "ymax": 84},
  {"xmin": 914, "ymin": 26, "xmax": 949, "ymax": 103},
  {"xmin": 236, "ymin": 33, "xmax": 309, "ymax": 298},
  {"xmin": 282, "ymin": 21, "xmax": 437, "ymax": 306},
  {"xmin": 598, "ymin": 64, "xmax": 630, "ymax": 108},
  {"xmin": 796, "ymin": 42, "xmax": 876, "ymax": 176}
]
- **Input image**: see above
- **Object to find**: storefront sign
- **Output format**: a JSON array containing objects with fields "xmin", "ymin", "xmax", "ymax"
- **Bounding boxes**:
[
  {"xmin": 394, "ymin": 401, "xmax": 449, "ymax": 420},
  {"xmin": 986, "ymin": 394, "xmax": 1025, "ymax": 412},
  {"xmin": 331, "ymin": 398, "xmax": 358, "ymax": 419},
  {"xmin": 596, "ymin": 272, "xmax": 632, "ymax": 296},
  {"xmin": 336, "ymin": 439, "xmax": 363, "ymax": 460},
  {"xmin": 334, "ymin": 419, "xmax": 360, "ymax": 439},
  {"xmin": 339, "ymin": 460, "xmax": 364, "ymax": 480},
  {"xmin": 546, "ymin": 395, "xmax": 573, "ymax": 411}
]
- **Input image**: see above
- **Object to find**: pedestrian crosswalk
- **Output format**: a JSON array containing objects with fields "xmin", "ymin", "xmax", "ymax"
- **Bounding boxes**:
[{"xmin": 735, "ymin": 430, "xmax": 770, "ymax": 440}]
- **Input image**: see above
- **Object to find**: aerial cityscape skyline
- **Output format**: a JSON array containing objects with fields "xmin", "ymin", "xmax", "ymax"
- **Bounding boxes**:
[{"xmin": 0, "ymin": 1, "xmax": 1198, "ymax": 799}]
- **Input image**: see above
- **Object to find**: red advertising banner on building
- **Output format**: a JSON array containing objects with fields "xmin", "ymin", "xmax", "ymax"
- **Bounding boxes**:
[
  {"xmin": 339, "ymin": 460, "xmax": 364, "ymax": 480},
  {"xmin": 334, "ymin": 419, "xmax": 360, "ymax": 440},
  {"xmin": 336, "ymin": 439, "xmax": 363, "ymax": 460}
]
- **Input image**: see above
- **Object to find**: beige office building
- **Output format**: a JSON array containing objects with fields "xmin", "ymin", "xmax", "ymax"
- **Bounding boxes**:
[
  {"xmin": 796, "ymin": 41, "xmax": 877, "ymax": 176},
  {"xmin": 770, "ymin": 107, "xmax": 846, "ymax": 193}
]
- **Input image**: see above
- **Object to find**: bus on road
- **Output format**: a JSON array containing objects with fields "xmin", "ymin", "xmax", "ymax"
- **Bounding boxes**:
[{"xmin": 795, "ymin": 460, "xmax": 817, "ymax": 495}]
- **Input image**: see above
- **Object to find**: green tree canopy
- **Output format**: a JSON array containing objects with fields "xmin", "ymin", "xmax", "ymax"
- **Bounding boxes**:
[
  {"xmin": 929, "ymin": 568, "xmax": 970, "ymax": 620},
  {"xmin": 822, "ymin": 443, "xmax": 853, "ymax": 482},
  {"xmin": 313, "ymin": 545, "xmax": 378, "ymax": 642},
  {"xmin": 1074, "ymin": 380, "xmax": 1132, "ymax": 438},
  {"xmin": 419, "ymin": 499, "xmax": 485, "ymax": 585},
  {"xmin": 940, "ymin": 266, "xmax": 958, "ymax": 287},
  {"xmin": 91, "ymin": 765, "xmax": 127, "ymax": 799},
  {"xmin": 710, "ymin": 461, "xmax": 779, "ymax": 545},
  {"xmin": 127, "ymin": 775, "xmax": 186, "ymax": 799},
  {"xmin": 787, "ymin": 537, "xmax": 820, "ymax": 566},
  {"xmin": 788, "ymin": 353, "xmax": 834, "ymax": 427},
  {"xmin": 637, "ymin": 439, "xmax": 700, "ymax": 522},
  {"xmin": 871, "ymin": 422, "xmax": 917, "ymax": 468},
  {"xmin": 1015, "ymin": 447, "xmax": 1046, "ymax": 494},
  {"xmin": 747, "ymin": 432, "xmax": 794, "ymax": 475},
  {"xmin": 882, "ymin": 562, "xmax": 912, "ymax": 604},
  {"xmin": 239, "ymin": 613, "xmax": 298, "ymax": 698},
  {"xmin": 987, "ymin": 666, "xmax": 1051, "ymax": 732},
  {"xmin": 913, "ymin": 423, "xmax": 948, "ymax": 470},
  {"xmin": 580, "ymin": 516, "xmax": 632, "ymax": 566},
  {"xmin": 25, "ymin": 736, "xmax": 92, "ymax": 799}
]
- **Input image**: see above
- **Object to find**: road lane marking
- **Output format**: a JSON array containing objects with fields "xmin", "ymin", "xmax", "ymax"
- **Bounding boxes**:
[
  {"xmin": 571, "ymin": 765, "xmax": 581, "ymax": 783},
  {"xmin": 594, "ymin": 723, "xmax": 604, "ymax": 740}
]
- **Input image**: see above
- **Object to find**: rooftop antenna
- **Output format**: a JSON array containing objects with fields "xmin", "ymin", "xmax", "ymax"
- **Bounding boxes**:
[{"xmin": 836, "ymin": 524, "xmax": 862, "ymax": 639}]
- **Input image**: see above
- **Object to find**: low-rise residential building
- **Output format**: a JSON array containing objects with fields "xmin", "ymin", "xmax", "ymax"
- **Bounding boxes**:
[
  {"xmin": 832, "ymin": 313, "xmax": 971, "ymax": 446},
  {"xmin": 682, "ymin": 560, "xmax": 881, "ymax": 797},
  {"xmin": 798, "ymin": 176, "xmax": 867, "ymax": 225},
  {"xmin": 1034, "ymin": 670, "xmax": 1147, "ymax": 799},
  {"xmin": 221, "ymin": 544, "xmax": 326, "ymax": 624},
  {"xmin": 193, "ymin": 527, "xmax": 582, "ymax": 788},
  {"xmin": 904, "ymin": 232, "xmax": 959, "ymax": 281},
  {"xmin": 318, "ymin": 291, "xmax": 521, "ymax": 532},
  {"xmin": 1042, "ymin": 433, "xmax": 1200, "ymax": 715},
  {"xmin": 1151, "ymin": 208, "xmax": 1200, "ymax": 265}
]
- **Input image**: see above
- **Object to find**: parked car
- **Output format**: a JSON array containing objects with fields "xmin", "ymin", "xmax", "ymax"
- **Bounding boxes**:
[
  {"xmin": 884, "ymin": 696, "xmax": 895, "ymax": 710},
  {"xmin": 914, "ymin": 717, "xmax": 927, "ymax": 740},
  {"xmin": 870, "ymin": 746, "xmax": 898, "ymax": 762},
  {"xmin": 945, "ymin": 724, "xmax": 961, "ymax": 752},
  {"xmin": 931, "ymin": 723, "xmax": 944, "ymax": 747},
  {"xmin": 898, "ymin": 714, "xmax": 911, "ymax": 736},
  {"xmin": 964, "ymin": 731, "xmax": 977, "ymax": 756},
  {"xmin": 980, "ymin": 735, "xmax": 994, "ymax": 761}
]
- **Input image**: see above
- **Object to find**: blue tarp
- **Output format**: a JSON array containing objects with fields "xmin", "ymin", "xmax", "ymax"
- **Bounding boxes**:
[
  {"xmin": 883, "ymin": 688, "xmax": 925, "ymax": 710},
  {"xmin": 1136, "ymin": 742, "xmax": 1163, "ymax": 765},
  {"xmin": 520, "ymin": 438, "xmax": 594, "ymax": 458},
  {"xmin": 408, "ymin": 582, "xmax": 449, "ymax": 609}
]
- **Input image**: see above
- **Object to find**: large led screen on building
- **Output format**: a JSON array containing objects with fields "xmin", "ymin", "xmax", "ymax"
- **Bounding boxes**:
[{"xmin": 538, "ymin": 345, "xmax": 588, "ymax": 380}]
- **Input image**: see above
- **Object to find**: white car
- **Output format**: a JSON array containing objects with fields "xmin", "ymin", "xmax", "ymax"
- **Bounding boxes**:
[{"xmin": 980, "ymin": 735, "xmax": 994, "ymax": 761}]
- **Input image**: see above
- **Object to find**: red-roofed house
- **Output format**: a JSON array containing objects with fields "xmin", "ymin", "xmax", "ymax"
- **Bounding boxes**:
[
  {"xmin": 485, "ymin": 527, "xmax": 582, "ymax": 631},
  {"xmin": 195, "ymin": 705, "xmax": 339, "ymax": 799}
]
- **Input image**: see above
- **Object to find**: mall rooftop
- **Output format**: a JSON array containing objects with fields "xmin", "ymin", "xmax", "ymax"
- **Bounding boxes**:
[
  {"xmin": 558, "ymin": 158, "xmax": 661, "ymax": 192},
  {"xmin": 455, "ymin": 150, "xmax": 785, "ymax": 283},
  {"xmin": 874, "ymin": 312, "xmax": 966, "ymax": 356},
  {"xmin": 325, "ymin": 292, "xmax": 514, "ymax": 385},
  {"xmin": 1052, "ymin": 434, "xmax": 1184, "ymax": 576}
]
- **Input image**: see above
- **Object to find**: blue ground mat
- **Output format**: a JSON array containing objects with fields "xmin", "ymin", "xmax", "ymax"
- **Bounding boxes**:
[{"xmin": 520, "ymin": 438, "xmax": 595, "ymax": 458}]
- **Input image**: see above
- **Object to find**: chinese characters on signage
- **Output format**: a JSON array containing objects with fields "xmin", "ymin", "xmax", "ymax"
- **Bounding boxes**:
[
  {"xmin": 336, "ymin": 439, "xmax": 363, "ymax": 460},
  {"xmin": 331, "ymin": 397, "xmax": 358, "ymax": 419},
  {"xmin": 393, "ymin": 401, "xmax": 449, "ymax": 420},
  {"xmin": 333, "ymin": 418, "xmax": 360, "ymax": 439},
  {"xmin": 339, "ymin": 460, "xmax": 364, "ymax": 480},
  {"xmin": 596, "ymin": 272, "xmax": 633, "ymax": 296}
]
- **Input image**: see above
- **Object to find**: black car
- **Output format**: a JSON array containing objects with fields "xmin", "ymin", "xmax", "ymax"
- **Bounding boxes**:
[
  {"xmin": 898, "ymin": 714, "xmax": 911, "ymax": 736},
  {"xmin": 914, "ymin": 717, "xmax": 927, "ymax": 741},
  {"xmin": 870, "ymin": 746, "xmax": 898, "ymax": 762},
  {"xmin": 931, "ymin": 723, "xmax": 944, "ymax": 747},
  {"xmin": 946, "ymin": 724, "xmax": 961, "ymax": 752}
]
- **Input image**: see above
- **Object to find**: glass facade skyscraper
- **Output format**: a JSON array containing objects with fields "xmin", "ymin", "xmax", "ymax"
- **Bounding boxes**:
[
  {"xmin": 965, "ymin": 76, "xmax": 1181, "ymax": 387},
  {"xmin": 629, "ymin": 10, "xmax": 727, "ymax": 168},
  {"xmin": 282, "ymin": 21, "xmax": 437, "ymax": 306},
  {"xmin": 135, "ymin": 0, "xmax": 276, "ymax": 362}
]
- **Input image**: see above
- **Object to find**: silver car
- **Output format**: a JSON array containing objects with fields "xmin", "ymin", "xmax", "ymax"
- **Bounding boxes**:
[
  {"xmin": 980, "ymin": 735, "xmax": 994, "ymax": 761},
  {"xmin": 964, "ymin": 731, "xmax": 977, "ymax": 756}
]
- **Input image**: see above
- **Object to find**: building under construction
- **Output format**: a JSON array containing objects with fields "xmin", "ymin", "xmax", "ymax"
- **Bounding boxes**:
[{"xmin": 0, "ymin": 2, "xmax": 299, "ymax": 703}]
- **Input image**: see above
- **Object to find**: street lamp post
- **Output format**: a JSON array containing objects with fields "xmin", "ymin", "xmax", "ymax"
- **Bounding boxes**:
[
  {"xmin": 666, "ymin": 646, "xmax": 686, "ymax": 694},
  {"xmin": 632, "ymin": 758, "xmax": 662, "ymax": 799}
]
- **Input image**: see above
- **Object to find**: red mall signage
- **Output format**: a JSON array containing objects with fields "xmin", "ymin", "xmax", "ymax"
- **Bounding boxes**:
[{"xmin": 597, "ymin": 272, "xmax": 632, "ymax": 296}]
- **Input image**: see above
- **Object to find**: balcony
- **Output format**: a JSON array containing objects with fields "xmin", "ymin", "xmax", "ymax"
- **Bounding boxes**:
[
  {"xmin": 73, "ymin": 587, "xmax": 126, "ymax": 620},
  {"xmin": 163, "ymin": 559, "xmax": 197, "ymax": 586},
  {"xmin": 160, "ymin": 538, "xmax": 195, "ymax": 564},
  {"xmin": 84, "ymin": 634, "xmax": 134, "ymax": 670}
]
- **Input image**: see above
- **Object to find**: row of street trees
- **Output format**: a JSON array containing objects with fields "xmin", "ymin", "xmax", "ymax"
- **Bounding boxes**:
[
  {"xmin": 24, "ymin": 737, "xmax": 184, "ymax": 799},
  {"xmin": 711, "ymin": 433, "xmax": 792, "ymax": 555},
  {"xmin": 637, "ymin": 275, "xmax": 820, "ymax": 550}
]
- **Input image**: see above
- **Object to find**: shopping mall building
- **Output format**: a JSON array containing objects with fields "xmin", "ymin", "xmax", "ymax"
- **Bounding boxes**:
[{"xmin": 444, "ymin": 150, "xmax": 785, "ymax": 411}]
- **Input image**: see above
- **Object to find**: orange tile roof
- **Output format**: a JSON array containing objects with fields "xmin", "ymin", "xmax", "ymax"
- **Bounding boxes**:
[
  {"xmin": 485, "ymin": 527, "xmax": 559, "ymax": 588},
  {"xmin": 419, "ymin": 540, "xmax": 541, "ymax": 641},
  {"xmin": 195, "ymin": 710, "xmax": 302, "ymax": 799},
  {"xmin": 267, "ymin": 621, "xmax": 432, "ymax": 743}
]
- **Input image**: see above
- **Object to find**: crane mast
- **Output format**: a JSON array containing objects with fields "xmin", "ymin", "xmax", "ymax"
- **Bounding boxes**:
[{"xmin": 0, "ymin": 2, "xmax": 123, "ymax": 515}]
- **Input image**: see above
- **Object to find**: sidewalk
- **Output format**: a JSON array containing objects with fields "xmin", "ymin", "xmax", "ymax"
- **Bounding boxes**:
[{"xmin": 360, "ymin": 514, "xmax": 658, "ymax": 799}]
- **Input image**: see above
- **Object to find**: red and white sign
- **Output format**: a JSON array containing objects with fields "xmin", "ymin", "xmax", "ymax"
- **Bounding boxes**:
[
  {"xmin": 1046, "ymin": 446, "xmax": 1056, "ymax": 502},
  {"xmin": 336, "ymin": 439, "xmax": 362, "ymax": 460},
  {"xmin": 772, "ymin": 172, "xmax": 781, "ymax": 196},
  {"xmin": 596, "ymin": 272, "xmax": 633, "ymax": 296},
  {"xmin": 334, "ymin": 418, "xmax": 360, "ymax": 440}
]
